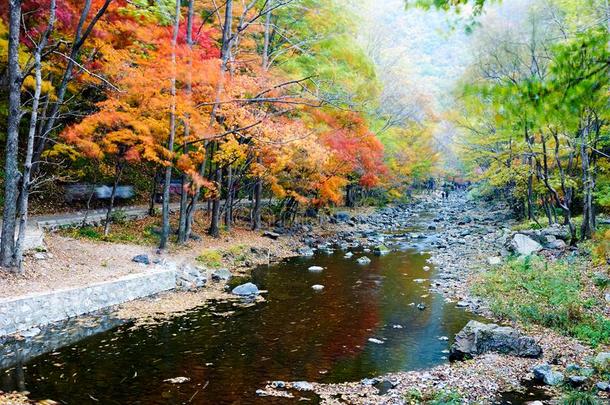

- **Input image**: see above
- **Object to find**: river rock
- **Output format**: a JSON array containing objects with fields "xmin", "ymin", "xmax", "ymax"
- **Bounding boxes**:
[
  {"xmin": 298, "ymin": 247, "xmax": 314, "ymax": 257},
  {"xmin": 593, "ymin": 352, "xmax": 610, "ymax": 371},
  {"xmin": 344, "ymin": 252, "xmax": 354, "ymax": 258},
  {"xmin": 357, "ymin": 256, "xmax": 371, "ymax": 265},
  {"xmin": 532, "ymin": 364, "xmax": 564, "ymax": 386},
  {"xmin": 132, "ymin": 254, "xmax": 150, "ymax": 265},
  {"xmin": 311, "ymin": 284, "xmax": 325, "ymax": 291},
  {"xmin": 175, "ymin": 264, "xmax": 207, "ymax": 290},
  {"xmin": 211, "ymin": 268, "xmax": 232, "ymax": 281},
  {"xmin": 487, "ymin": 256, "xmax": 502, "ymax": 265},
  {"xmin": 262, "ymin": 231, "xmax": 280, "ymax": 240},
  {"xmin": 567, "ymin": 375, "xmax": 588, "ymax": 387},
  {"xmin": 271, "ymin": 381, "xmax": 286, "ymax": 389},
  {"xmin": 508, "ymin": 234, "xmax": 542, "ymax": 256},
  {"xmin": 335, "ymin": 211, "xmax": 350, "ymax": 222},
  {"xmin": 450, "ymin": 321, "xmax": 542, "ymax": 360},
  {"xmin": 596, "ymin": 382, "xmax": 610, "ymax": 392},
  {"xmin": 232, "ymin": 282, "xmax": 259, "ymax": 296},
  {"xmin": 308, "ymin": 266, "xmax": 324, "ymax": 272},
  {"xmin": 373, "ymin": 245, "xmax": 390, "ymax": 256},
  {"xmin": 293, "ymin": 381, "xmax": 313, "ymax": 391}
]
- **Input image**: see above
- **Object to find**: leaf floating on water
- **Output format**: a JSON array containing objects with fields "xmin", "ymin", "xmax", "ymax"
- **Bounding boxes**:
[{"xmin": 164, "ymin": 377, "xmax": 190, "ymax": 384}]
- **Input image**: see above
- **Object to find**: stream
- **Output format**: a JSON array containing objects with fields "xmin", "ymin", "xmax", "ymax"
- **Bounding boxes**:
[{"xmin": 0, "ymin": 221, "xmax": 489, "ymax": 404}]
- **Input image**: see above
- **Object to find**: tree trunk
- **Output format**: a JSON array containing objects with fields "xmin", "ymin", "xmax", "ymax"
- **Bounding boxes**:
[
  {"xmin": 224, "ymin": 166, "xmax": 233, "ymax": 231},
  {"xmin": 262, "ymin": 9, "xmax": 271, "ymax": 70},
  {"xmin": 14, "ymin": 0, "xmax": 57, "ymax": 271},
  {"xmin": 103, "ymin": 162, "xmax": 124, "ymax": 236},
  {"xmin": 251, "ymin": 157, "xmax": 262, "ymax": 230},
  {"xmin": 148, "ymin": 170, "xmax": 158, "ymax": 216},
  {"xmin": 177, "ymin": 0, "xmax": 195, "ymax": 245},
  {"xmin": 1, "ymin": 0, "xmax": 23, "ymax": 269},
  {"xmin": 159, "ymin": 0, "xmax": 181, "ymax": 250},
  {"xmin": 580, "ymin": 125, "xmax": 594, "ymax": 240},
  {"xmin": 208, "ymin": 154, "xmax": 222, "ymax": 238}
]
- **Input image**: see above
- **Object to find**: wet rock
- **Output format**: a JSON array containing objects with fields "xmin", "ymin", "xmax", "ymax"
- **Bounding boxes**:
[
  {"xmin": 311, "ymin": 284, "xmax": 324, "ymax": 291},
  {"xmin": 417, "ymin": 303, "xmax": 426, "ymax": 310},
  {"xmin": 344, "ymin": 252, "xmax": 354, "ymax": 258},
  {"xmin": 211, "ymin": 268, "xmax": 232, "ymax": 282},
  {"xmin": 164, "ymin": 376, "xmax": 190, "ymax": 384},
  {"xmin": 508, "ymin": 234, "xmax": 542, "ymax": 256},
  {"xmin": 293, "ymin": 381, "xmax": 313, "ymax": 391},
  {"xmin": 271, "ymin": 381, "xmax": 286, "ymax": 389},
  {"xmin": 450, "ymin": 321, "xmax": 542, "ymax": 361},
  {"xmin": 297, "ymin": 247, "xmax": 314, "ymax": 257},
  {"xmin": 373, "ymin": 245, "xmax": 390, "ymax": 256},
  {"xmin": 357, "ymin": 256, "xmax": 371, "ymax": 265},
  {"xmin": 368, "ymin": 338, "xmax": 384, "ymax": 344},
  {"xmin": 132, "ymin": 254, "xmax": 150, "ymax": 265},
  {"xmin": 308, "ymin": 266, "xmax": 324, "ymax": 272},
  {"xmin": 532, "ymin": 364, "xmax": 564, "ymax": 386},
  {"xmin": 232, "ymin": 282, "xmax": 259, "ymax": 296}
]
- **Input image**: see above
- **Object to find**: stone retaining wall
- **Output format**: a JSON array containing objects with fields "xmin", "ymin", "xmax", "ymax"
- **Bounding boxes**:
[{"xmin": 0, "ymin": 268, "xmax": 176, "ymax": 337}]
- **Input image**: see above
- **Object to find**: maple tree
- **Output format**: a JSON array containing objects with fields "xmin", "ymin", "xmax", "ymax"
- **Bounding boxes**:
[{"xmin": 0, "ymin": 0, "xmax": 444, "ymax": 269}]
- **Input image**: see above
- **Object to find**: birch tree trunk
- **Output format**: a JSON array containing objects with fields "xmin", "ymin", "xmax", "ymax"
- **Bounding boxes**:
[{"xmin": 14, "ymin": 0, "xmax": 57, "ymax": 271}]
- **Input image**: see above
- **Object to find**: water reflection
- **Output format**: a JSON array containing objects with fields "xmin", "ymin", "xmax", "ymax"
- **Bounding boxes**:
[{"xmin": 1, "ymin": 244, "xmax": 482, "ymax": 404}]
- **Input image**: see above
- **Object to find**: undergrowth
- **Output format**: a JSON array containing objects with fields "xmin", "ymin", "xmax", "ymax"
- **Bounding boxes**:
[{"xmin": 474, "ymin": 255, "xmax": 610, "ymax": 347}]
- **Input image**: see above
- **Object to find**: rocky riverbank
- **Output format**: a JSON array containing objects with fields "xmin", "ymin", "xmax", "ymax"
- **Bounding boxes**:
[{"xmin": 256, "ymin": 192, "xmax": 607, "ymax": 404}]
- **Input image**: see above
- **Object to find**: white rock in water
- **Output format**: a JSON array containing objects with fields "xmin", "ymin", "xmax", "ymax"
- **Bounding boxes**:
[
  {"xmin": 357, "ymin": 256, "xmax": 371, "ymax": 265},
  {"xmin": 368, "ymin": 338, "xmax": 384, "ymax": 344},
  {"xmin": 308, "ymin": 266, "xmax": 324, "ymax": 272},
  {"xmin": 164, "ymin": 377, "xmax": 190, "ymax": 384},
  {"xmin": 423, "ymin": 266, "xmax": 430, "ymax": 271},
  {"xmin": 344, "ymin": 252, "xmax": 354, "ymax": 258},
  {"xmin": 438, "ymin": 336, "xmax": 449, "ymax": 341},
  {"xmin": 312, "ymin": 284, "xmax": 325, "ymax": 291}
]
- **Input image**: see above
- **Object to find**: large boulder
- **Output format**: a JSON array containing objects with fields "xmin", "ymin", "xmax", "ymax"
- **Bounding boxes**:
[
  {"xmin": 508, "ymin": 234, "xmax": 543, "ymax": 256},
  {"xmin": 450, "ymin": 321, "xmax": 542, "ymax": 360}
]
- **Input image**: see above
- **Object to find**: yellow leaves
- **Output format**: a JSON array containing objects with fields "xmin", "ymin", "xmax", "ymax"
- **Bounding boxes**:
[
  {"xmin": 43, "ymin": 143, "xmax": 82, "ymax": 162},
  {"xmin": 213, "ymin": 136, "xmax": 247, "ymax": 167}
]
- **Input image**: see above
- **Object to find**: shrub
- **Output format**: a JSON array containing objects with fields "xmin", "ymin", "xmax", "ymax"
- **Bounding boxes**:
[
  {"xmin": 78, "ymin": 227, "xmax": 102, "ymax": 240},
  {"xmin": 561, "ymin": 390, "xmax": 598, "ymax": 405}
]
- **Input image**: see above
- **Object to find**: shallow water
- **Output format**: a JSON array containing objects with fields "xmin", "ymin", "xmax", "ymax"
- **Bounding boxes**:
[{"xmin": 1, "ymin": 242, "xmax": 484, "ymax": 404}]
